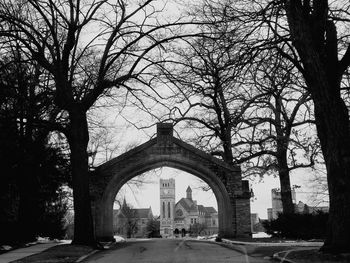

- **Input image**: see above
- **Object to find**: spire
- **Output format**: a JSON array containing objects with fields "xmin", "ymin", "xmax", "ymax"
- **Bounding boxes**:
[{"xmin": 186, "ymin": 186, "xmax": 192, "ymax": 200}]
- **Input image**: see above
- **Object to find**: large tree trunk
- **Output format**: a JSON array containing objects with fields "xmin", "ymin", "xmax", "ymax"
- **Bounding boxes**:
[
  {"xmin": 67, "ymin": 109, "xmax": 96, "ymax": 246},
  {"xmin": 275, "ymin": 93, "xmax": 294, "ymax": 214},
  {"xmin": 312, "ymin": 91, "xmax": 350, "ymax": 253},
  {"xmin": 277, "ymin": 153, "xmax": 295, "ymax": 215},
  {"xmin": 284, "ymin": 1, "xmax": 350, "ymax": 253}
]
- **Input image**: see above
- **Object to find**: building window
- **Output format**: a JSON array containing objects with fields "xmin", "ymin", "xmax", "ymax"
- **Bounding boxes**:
[
  {"xmin": 191, "ymin": 218, "xmax": 193, "ymax": 224},
  {"xmin": 162, "ymin": 202, "xmax": 165, "ymax": 218},
  {"xmin": 168, "ymin": 202, "xmax": 171, "ymax": 218},
  {"xmin": 212, "ymin": 219, "xmax": 216, "ymax": 225}
]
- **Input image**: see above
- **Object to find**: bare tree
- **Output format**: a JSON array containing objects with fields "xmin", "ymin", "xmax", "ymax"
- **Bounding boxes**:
[
  {"xmin": 0, "ymin": 0, "xmax": 191, "ymax": 246},
  {"xmin": 226, "ymin": 0, "xmax": 350, "ymax": 253},
  {"xmin": 232, "ymin": 51, "xmax": 320, "ymax": 214},
  {"xmin": 158, "ymin": 1, "xmax": 319, "ymax": 215},
  {"xmin": 253, "ymin": 0, "xmax": 350, "ymax": 253}
]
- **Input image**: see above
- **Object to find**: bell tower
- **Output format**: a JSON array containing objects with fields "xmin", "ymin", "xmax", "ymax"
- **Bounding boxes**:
[{"xmin": 159, "ymin": 178, "xmax": 175, "ymax": 237}]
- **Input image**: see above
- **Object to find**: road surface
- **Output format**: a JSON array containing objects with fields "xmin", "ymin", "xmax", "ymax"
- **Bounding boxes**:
[{"xmin": 84, "ymin": 239, "xmax": 270, "ymax": 263}]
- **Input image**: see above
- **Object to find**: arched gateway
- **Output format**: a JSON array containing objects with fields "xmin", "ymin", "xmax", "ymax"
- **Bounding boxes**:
[{"xmin": 90, "ymin": 123, "xmax": 251, "ymax": 241}]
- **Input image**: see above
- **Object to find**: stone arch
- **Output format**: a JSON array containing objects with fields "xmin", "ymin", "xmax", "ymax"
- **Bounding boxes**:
[{"xmin": 90, "ymin": 123, "xmax": 251, "ymax": 241}]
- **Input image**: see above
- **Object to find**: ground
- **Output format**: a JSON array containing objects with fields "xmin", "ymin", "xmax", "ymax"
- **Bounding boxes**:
[
  {"xmin": 2, "ymin": 236, "xmax": 350, "ymax": 263},
  {"xmin": 84, "ymin": 239, "xmax": 269, "ymax": 263}
]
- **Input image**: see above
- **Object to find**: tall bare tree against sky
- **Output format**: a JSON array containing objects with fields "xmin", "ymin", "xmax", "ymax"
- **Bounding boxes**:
[
  {"xmin": 0, "ymin": 0, "xmax": 191, "ymax": 245},
  {"xmin": 158, "ymin": 0, "xmax": 319, "ymax": 216},
  {"xmin": 197, "ymin": 0, "xmax": 349, "ymax": 253}
]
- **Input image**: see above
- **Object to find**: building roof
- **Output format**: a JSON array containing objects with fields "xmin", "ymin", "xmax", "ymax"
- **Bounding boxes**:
[
  {"xmin": 176, "ymin": 198, "xmax": 197, "ymax": 212},
  {"xmin": 114, "ymin": 207, "xmax": 152, "ymax": 219},
  {"xmin": 186, "ymin": 186, "xmax": 192, "ymax": 192},
  {"xmin": 175, "ymin": 195, "xmax": 218, "ymax": 216},
  {"xmin": 198, "ymin": 205, "xmax": 217, "ymax": 215},
  {"xmin": 204, "ymin": 207, "xmax": 217, "ymax": 214},
  {"xmin": 198, "ymin": 205, "xmax": 206, "ymax": 213},
  {"xmin": 133, "ymin": 208, "xmax": 152, "ymax": 218}
]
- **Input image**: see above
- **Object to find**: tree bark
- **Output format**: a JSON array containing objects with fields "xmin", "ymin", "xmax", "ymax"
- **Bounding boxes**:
[
  {"xmin": 277, "ymin": 153, "xmax": 295, "ymax": 214},
  {"xmin": 275, "ymin": 93, "xmax": 294, "ymax": 214},
  {"xmin": 284, "ymin": 0, "xmax": 350, "ymax": 253},
  {"xmin": 312, "ymin": 88, "xmax": 350, "ymax": 253},
  {"xmin": 67, "ymin": 108, "xmax": 96, "ymax": 246}
]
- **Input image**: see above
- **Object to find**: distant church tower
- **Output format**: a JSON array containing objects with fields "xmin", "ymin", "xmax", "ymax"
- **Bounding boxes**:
[{"xmin": 160, "ymin": 178, "xmax": 175, "ymax": 237}]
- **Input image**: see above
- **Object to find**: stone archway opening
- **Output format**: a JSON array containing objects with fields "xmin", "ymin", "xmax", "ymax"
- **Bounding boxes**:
[
  {"xmin": 111, "ymin": 167, "xmax": 220, "ymax": 239},
  {"xmin": 90, "ymin": 123, "xmax": 252, "ymax": 241}
]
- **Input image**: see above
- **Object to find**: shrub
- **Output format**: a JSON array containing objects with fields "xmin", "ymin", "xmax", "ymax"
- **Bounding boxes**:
[{"xmin": 263, "ymin": 211, "xmax": 328, "ymax": 240}]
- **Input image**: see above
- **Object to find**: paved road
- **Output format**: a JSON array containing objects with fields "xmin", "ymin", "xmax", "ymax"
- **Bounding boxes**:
[{"xmin": 85, "ymin": 239, "xmax": 270, "ymax": 263}]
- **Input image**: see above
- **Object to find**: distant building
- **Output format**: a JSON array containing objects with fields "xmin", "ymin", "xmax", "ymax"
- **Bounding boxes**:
[
  {"xmin": 113, "ymin": 201, "xmax": 154, "ymax": 238},
  {"xmin": 267, "ymin": 188, "xmax": 329, "ymax": 220},
  {"xmin": 160, "ymin": 178, "xmax": 218, "ymax": 238},
  {"xmin": 295, "ymin": 201, "xmax": 329, "ymax": 214},
  {"xmin": 268, "ymin": 188, "xmax": 297, "ymax": 220}
]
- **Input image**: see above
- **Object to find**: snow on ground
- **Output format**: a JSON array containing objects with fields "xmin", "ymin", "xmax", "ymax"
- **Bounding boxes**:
[
  {"xmin": 114, "ymin": 235, "xmax": 126, "ymax": 242},
  {"xmin": 197, "ymin": 234, "xmax": 218, "ymax": 241},
  {"xmin": 253, "ymin": 232, "xmax": 271, "ymax": 238},
  {"xmin": 35, "ymin": 237, "xmax": 72, "ymax": 244},
  {"xmin": 0, "ymin": 245, "xmax": 12, "ymax": 251}
]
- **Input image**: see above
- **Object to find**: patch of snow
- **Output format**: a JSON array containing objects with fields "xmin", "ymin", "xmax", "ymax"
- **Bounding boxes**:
[
  {"xmin": 0, "ymin": 245, "xmax": 12, "ymax": 251},
  {"xmin": 58, "ymin": 239, "xmax": 72, "ymax": 244},
  {"xmin": 113, "ymin": 235, "xmax": 126, "ymax": 243},
  {"xmin": 252, "ymin": 232, "xmax": 271, "ymax": 238},
  {"xmin": 37, "ymin": 237, "xmax": 50, "ymax": 243},
  {"xmin": 196, "ymin": 236, "xmax": 206, "ymax": 240}
]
